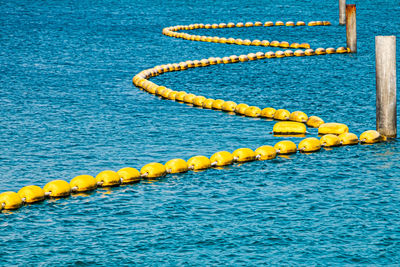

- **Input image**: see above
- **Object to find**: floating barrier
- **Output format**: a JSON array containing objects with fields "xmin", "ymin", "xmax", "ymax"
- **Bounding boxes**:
[{"xmin": 1, "ymin": 20, "xmax": 386, "ymax": 212}]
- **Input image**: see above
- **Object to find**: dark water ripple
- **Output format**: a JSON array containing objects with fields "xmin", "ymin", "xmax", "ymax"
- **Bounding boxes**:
[{"xmin": 1, "ymin": 0, "xmax": 400, "ymax": 265}]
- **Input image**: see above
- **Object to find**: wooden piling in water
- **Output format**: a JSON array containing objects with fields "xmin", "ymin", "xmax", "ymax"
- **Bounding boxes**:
[
  {"xmin": 346, "ymin": 4, "xmax": 357, "ymax": 53},
  {"xmin": 376, "ymin": 36, "xmax": 397, "ymax": 138},
  {"xmin": 339, "ymin": 0, "xmax": 346, "ymax": 25}
]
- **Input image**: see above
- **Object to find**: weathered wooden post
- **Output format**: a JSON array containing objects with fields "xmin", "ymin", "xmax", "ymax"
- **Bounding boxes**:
[
  {"xmin": 346, "ymin": 4, "xmax": 357, "ymax": 52},
  {"xmin": 339, "ymin": 0, "xmax": 346, "ymax": 25},
  {"xmin": 376, "ymin": 36, "xmax": 397, "ymax": 138}
]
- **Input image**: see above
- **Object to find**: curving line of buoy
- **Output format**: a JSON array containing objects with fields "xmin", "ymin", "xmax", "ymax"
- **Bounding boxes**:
[{"xmin": 0, "ymin": 20, "xmax": 387, "ymax": 212}]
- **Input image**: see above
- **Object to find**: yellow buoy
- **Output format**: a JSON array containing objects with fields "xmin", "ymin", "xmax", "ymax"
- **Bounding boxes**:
[
  {"xmin": 326, "ymin": 47, "xmax": 336, "ymax": 54},
  {"xmin": 298, "ymin": 138, "xmax": 321, "ymax": 153},
  {"xmin": 285, "ymin": 21, "xmax": 295, "ymax": 26},
  {"xmin": 256, "ymin": 52, "xmax": 265, "ymax": 58},
  {"xmin": 275, "ymin": 51, "xmax": 285, "ymax": 58},
  {"xmin": 261, "ymin": 40, "xmax": 270, "ymax": 46},
  {"xmin": 247, "ymin": 53, "xmax": 257, "ymax": 60},
  {"xmin": 275, "ymin": 21, "xmax": 284, "ymax": 26},
  {"xmin": 140, "ymin": 162, "xmax": 167, "ymax": 178},
  {"xmin": 265, "ymin": 51, "xmax": 276, "ymax": 58},
  {"xmin": 96, "ymin": 170, "xmax": 121, "ymax": 187},
  {"xmin": 0, "ymin": 192, "xmax": 23, "ymax": 210},
  {"xmin": 210, "ymin": 151, "xmax": 234, "ymax": 167},
  {"xmin": 236, "ymin": 22, "xmax": 244, "ymax": 27},
  {"xmin": 320, "ymin": 134, "xmax": 341, "ymax": 147},
  {"xmin": 255, "ymin": 145, "xmax": 277, "ymax": 160},
  {"xmin": 336, "ymin": 47, "xmax": 347, "ymax": 53},
  {"xmin": 232, "ymin": 148, "xmax": 256, "ymax": 162},
  {"xmin": 167, "ymin": 91, "xmax": 178, "ymax": 100},
  {"xmin": 289, "ymin": 111, "xmax": 308, "ymax": 123},
  {"xmin": 360, "ymin": 130, "xmax": 382, "ymax": 144},
  {"xmin": 221, "ymin": 101, "xmax": 237, "ymax": 112},
  {"xmin": 270, "ymin": 40, "xmax": 280, "ymax": 47},
  {"xmin": 273, "ymin": 121, "xmax": 307, "ymax": 135},
  {"xmin": 43, "ymin": 180, "xmax": 71, "ymax": 198},
  {"xmin": 187, "ymin": 155, "xmax": 211, "ymax": 170},
  {"xmin": 294, "ymin": 50, "xmax": 305, "ymax": 56},
  {"xmin": 193, "ymin": 96, "xmax": 206, "ymax": 107},
  {"xmin": 70, "ymin": 175, "xmax": 97, "ymax": 192},
  {"xmin": 18, "ymin": 185, "xmax": 45, "ymax": 203},
  {"xmin": 296, "ymin": 21, "xmax": 306, "ymax": 26},
  {"xmin": 202, "ymin": 98, "xmax": 215, "ymax": 109},
  {"xmin": 318, "ymin": 123, "xmax": 349, "ymax": 135},
  {"xmin": 117, "ymin": 167, "xmax": 141, "ymax": 184},
  {"xmin": 306, "ymin": 116, "xmax": 325, "ymax": 128},
  {"xmin": 254, "ymin": 21, "xmax": 263, "ymax": 26},
  {"xmin": 274, "ymin": 141, "xmax": 297, "ymax": 155},
  {"xmin": 315, "ymin": 48, "xmax": 326, "ymax": 55},
  {"xmin": 165, "ymin": 158, "xmax": 188, "ymax": 174},
  {"xmin": 245, "ymin": 22, "xmax": 254, "ymax": 27},
  {"xmin": 175, "ymin": 91, "xmax": 187, "ymax": 102},
  {"xmin": 230, "ymin": 55, "xmax": 239, "ymax": 63},
  {"xmin": 235, "ymin": 103, "xmax": 249, "ymax": 115},
  {"xmin": 264, "ymin": 21, "xmax": 274, "ymax": 26},
  {"xmin": 183, "ymin": 93, "xmax": 196, "ymax": 103},
  {"xmin": 251, "ymin": 40, "xmax": 261, "ymax": 46},
  {"xmin": 212, "ymin": 99, "xmax": 225, "ymax": 110},
  {"xmin": 308, "ymin": 21, "xmax": 317, "ymax": 26},
  {"xmin": 284, "ymin": 50, "xmax": 294, "ymax": 57},
  {"xmin": 260, "ymin": 107, "xmax": 276, "ymax": 118},
  {"xmin": 155, "ymin": 86, "xmax": 167, "ymax": 96},
  {"xmin": 279, "ymin": 41, "xmax": 290, "ymax": 48},
  {"xmin": 244, "ymin": 106, "xmax": 261, "ymax": 117},
  {"xmin": 305, "ymin": 49, "xmax": 315, "ymax": 56},
  {"xmin": 339, "ymin": 132, "xmax": 359, "ymax": 145},
  {"xmin": 274, "ymin": 109, "xmax": 290, "ymax": 120},
  {"xmin": 222, "ymin": 57, "xmax": 231, "ymax": 63},
  {"xmin": 161, "ymin": 88, "xmax": 173, "ymax": 99}
]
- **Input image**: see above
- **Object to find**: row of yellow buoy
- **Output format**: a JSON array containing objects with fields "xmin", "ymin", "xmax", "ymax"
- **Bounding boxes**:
[
  {"xmin": 0, "ymin": 128, "xmax": 382, "ymax": 211},
  {"xmin": 0, "ymin": 20, "xmax": 384, "ymax": 213}
]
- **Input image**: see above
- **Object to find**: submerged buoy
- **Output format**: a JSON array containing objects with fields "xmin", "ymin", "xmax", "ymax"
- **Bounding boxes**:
[
  {"xmin": 274, "ymin": 141, "xmax": 297, "ymax": 155},
  {"xmin": 165, "ymin": 158, "xmax": 189, "ymax": 173},
  {"xmin": 210, "ymin": 151, "xmax": 234, "ymax": 167},
  {"xmin": 18, "ymin": 185, "xmax": 45, "ymax": 204},
  {"xmin": 0, "ymin": 192, "xmax": 23, "ymax": 210},
  {"xmin": 298, "ymin": 137, "xmax": 321, "ymax": 153},
  {"xmin": 70, "ymin": 175, "xmax": 97, "ymax": 192},
  {"xmin": 117, "ymin": 167, "xmax": 141, "ymax": 184},
  {"xmin": 187, "ymin": 155, "xmax": 211, "ymax": 170},
  {"xmin": 232, "ymin": 148, "xmax": 256, "ymax": 162},
  {"xmin": 255, "ymin": 145, "xmax": 277, "ymax": 160},
  {"xmin": 43, "ymin": 180, "xmax": 71, "ymax": 198}
]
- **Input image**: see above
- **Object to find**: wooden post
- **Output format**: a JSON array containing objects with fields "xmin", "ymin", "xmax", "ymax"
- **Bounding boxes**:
[
  {"xmin": 376, "ymin": 36, "xmax": 397, "ymax": 138},
  {"xmin": 339, "ymin": 0, "xmax": 346, "ymax": 25},
  {"xmin": 346, "ymin": 4, "xmax": 356, "ymax": 52}
]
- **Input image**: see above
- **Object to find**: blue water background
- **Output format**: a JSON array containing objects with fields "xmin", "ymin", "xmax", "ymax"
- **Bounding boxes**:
[{"xmin": 1, "ymin": 0, "xmax": 400, "ymax": 265}]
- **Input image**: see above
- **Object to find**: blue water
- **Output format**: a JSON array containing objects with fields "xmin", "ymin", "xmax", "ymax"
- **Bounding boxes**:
[{"xmin": 1, "ymin": 0, "xmax": 400, "ymax": 265}]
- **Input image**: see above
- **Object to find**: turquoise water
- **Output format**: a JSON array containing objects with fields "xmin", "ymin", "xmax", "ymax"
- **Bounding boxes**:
[{"xmin": 1, "ymin": 0, "xmax": 400, "ymax": 265}]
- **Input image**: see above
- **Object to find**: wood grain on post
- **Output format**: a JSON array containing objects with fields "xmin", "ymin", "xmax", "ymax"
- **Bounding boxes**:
[
  {"xmin": 376, "ymin": 36, "xmax": 397, "ymax": 138},
  {"xmin": 346, "ymin": 4, "xmax": 357, "ymax": 52},
  {"xmin": 339, "ymin": 0, "xmax": 346, "ymax": 25}
]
